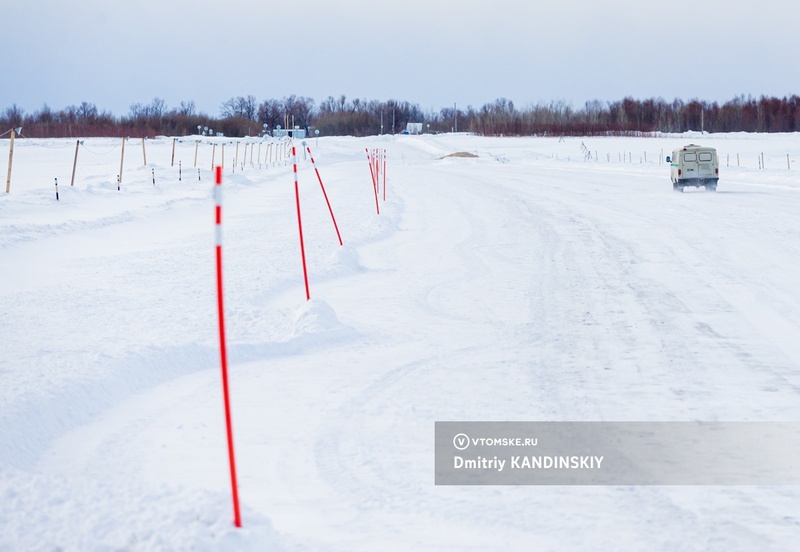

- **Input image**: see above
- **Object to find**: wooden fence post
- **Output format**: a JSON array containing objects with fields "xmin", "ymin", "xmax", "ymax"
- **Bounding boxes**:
[
  {"xmin": 70, "ymin": 139, "xmax": 81, "ymax": 186},
  {"xmin": 118, "ymin": 137, "xmax": 126, "ymax": 189},
  {"xmin": 5, "ymin": 128, "xmax": 16, "ymax": 193}
]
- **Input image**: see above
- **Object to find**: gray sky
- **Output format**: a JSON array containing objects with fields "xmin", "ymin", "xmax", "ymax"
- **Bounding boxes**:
[{"xmin": 3, "ymin": 0, "xmax": 798, "ymax": 117}]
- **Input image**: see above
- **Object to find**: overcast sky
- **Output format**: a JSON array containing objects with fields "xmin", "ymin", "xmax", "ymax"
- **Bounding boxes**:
[{"xmin": 3, "ymin": 0, "xmax": 798, "ymax": 118}]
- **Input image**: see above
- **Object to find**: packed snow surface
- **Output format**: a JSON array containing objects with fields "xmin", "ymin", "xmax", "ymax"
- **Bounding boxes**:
[{"xmin": 2, "ymin": 132, "xmax": 800, "ymax": 550}]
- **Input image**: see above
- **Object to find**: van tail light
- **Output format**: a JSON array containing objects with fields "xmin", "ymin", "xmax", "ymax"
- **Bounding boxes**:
[
  {"xmin": 678, "ymin": 169, "xmax": 682, "ymax": 176},
  {"xmin": 715, "ymin": 168, "xmax": 719, "ymax": 175}
]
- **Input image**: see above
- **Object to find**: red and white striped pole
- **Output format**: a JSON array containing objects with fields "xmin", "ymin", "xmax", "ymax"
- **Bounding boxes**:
[
  {"xmin": 374, "ymin": 149, "xmax": 380, "ymax": 194},
  {"xmin": 382, "ymin": 149, "xmax": 387, "ymax": 201},
  {"xmin": 292, "ymin": 145, "xmax": 311, "ymax": 300},
  {"xmin": 376, "ymin": 149, "xmax": 383, "ymax": 199},
  {"xmin": 377, "ymin": 149, "xmax": 382, "ymax": 200},
  {"xmin": 214, "ymin": 165, "xmax": 242, "ymax": 528},
  {"xmin": 372, "ymin": 149, "xmax": 377, "ymax": 197},
  {"xmin": 304, "ymin": 142, "xmax": 343, "ymax": 246},
  {"xmin": 365, "ymin": 147, "xmax": 380, "ymax": 215}
]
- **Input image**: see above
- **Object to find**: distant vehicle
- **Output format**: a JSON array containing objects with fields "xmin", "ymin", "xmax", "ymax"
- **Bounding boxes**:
[{"xmin": 666, "ymin": 144, "xmax": 719, "ymax": 192}]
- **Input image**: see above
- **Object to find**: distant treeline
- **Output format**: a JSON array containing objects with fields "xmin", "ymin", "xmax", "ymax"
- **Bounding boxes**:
[{"xmin": 3, "ymin": 94, "xmax": 800, "ymax": 138}]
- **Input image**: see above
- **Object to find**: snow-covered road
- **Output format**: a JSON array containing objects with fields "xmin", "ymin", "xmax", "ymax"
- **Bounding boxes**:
[{"xmin": 2, "ymin": 133, "xmax": 800, "ymax": 550}]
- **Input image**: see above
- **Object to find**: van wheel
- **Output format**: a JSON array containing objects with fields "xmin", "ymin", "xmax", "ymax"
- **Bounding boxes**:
[
  {"xmin": 706, "ymin": 185, "xmax": 717, "ymax": 192},
  {"xmin": 672, "ymin": 183, "xmax": 680, "ymax": 192}
]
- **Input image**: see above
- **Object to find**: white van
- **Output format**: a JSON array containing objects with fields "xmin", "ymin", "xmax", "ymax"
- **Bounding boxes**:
[{"xmin": 666, "ymin": 144, "xmax": 719, "ymax": 192}]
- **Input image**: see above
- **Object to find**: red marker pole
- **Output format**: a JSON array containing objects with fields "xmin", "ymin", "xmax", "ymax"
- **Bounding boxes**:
[
  {"xmin": 365, "ymin": 148, "xmax": 380, "ymax": 215},
  {"xmin": 373, "ymin": 149, "xmax": 379, "ymax": 194},
  {"xmin": 372, "ymin": 149, "xmax": 377, "ymax": 197},
  {"xmin": 214, "ymin": 166, "xmax": 242, "ymax": 528},
  {"xmin": 382, "ymin": 149, "xmax": 387, "ymax": 201},
  {"xmin": 304, "ymin": 142, "xmax": 343, "ymax": 246},
  {"xmin": 292, "ymin": 145, "xmax": 311, "ymax": 300},
  {"xmin": 377, "ymin": 149, "xmax": 383, "ymax": 199}
]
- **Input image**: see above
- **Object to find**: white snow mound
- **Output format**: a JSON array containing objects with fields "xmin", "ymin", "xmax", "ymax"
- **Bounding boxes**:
[{"xmin": 290, "ymin": 298, "xmax": 344, "ymax": 337}]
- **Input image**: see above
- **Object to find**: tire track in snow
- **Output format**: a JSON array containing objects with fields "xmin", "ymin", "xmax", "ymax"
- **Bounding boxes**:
[{"xmin": 499, "ymin": 166, "xmax": 800, "ymax": 420}]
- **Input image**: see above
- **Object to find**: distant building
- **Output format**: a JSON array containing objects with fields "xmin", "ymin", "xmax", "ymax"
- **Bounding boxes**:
[{"xmin": 273, "ymin": 127, "xmax": 307, "ymax": 139}]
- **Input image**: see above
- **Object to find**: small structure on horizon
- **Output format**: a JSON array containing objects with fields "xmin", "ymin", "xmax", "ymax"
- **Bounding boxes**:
[
  {"xmin": 273, "ymin": 126, "xmax": 307, "ymax": 139},
  {"xmin": 406, "ymin": 122, "xmax": 423, "ymax": 135}
]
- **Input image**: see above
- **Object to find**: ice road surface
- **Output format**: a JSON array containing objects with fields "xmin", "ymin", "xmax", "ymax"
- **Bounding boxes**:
[{"xmin": 1, "ymin": 132, "xmax": 800, "ymax": 550}]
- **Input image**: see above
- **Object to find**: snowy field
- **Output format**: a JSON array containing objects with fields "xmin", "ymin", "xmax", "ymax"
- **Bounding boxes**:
[{"xmin": 2, "ymin": 131, "xmax": 800, "ymax": 551}]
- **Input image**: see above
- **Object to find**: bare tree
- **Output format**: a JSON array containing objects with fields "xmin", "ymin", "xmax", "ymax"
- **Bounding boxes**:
[
  {"xmin": 220, "ymin": 95, "xmax": 257, "ymax": 120},
  {"xmin": 149, "ymin": 97, "xmax": 167, "ymax": 118},
  {"xmin": 78, "ymin": 101, "xmax": 98, "ymax": 120},
  {"xmin": 35, "ymin": 103, "xmax": 55, "ymax": 124},
  {"xmin": 239, "ymin": 95, "xmax": 258, "ymax": 120},
  {"xmin": 282, "ymin": 95, "xmax": 315, "ymax": 131},
  {"xmin": 219, "ymin": 97, "xmax": 237, "ymax": 118},
  {"xmin": 258, "ymin": 98, "xmax": 282, "ymax": 130},
  {"xmin": 178, "ymin": 100, "xmax": 196, "ymax": 116},
  {"xmin": 3, "ymin": 104, "xmax": 25, "ymax": 128},
  {"xmin": 129, "ymin": 102, "xmax": 148, "ymax": 119}
]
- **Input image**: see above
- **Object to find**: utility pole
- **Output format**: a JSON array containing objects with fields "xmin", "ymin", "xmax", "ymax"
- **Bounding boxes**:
[{"xmin": 454, "ymin": 102, "xmax": 458, "ymax": 133}]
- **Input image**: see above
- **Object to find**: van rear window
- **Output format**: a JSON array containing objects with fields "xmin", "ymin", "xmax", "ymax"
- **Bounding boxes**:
[
  {"xmin": 683, "ymin": 153, "xmax": 697, "ymax": 162},
  {"xmin": 698, "ymin": 152, "xmax": 713, "ymax": 162}
]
